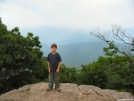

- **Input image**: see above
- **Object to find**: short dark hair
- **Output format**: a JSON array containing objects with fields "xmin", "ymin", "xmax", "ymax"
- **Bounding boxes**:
[{"xmin": 51, "ymin": 43, "xmax": 57, "ymax": 48}]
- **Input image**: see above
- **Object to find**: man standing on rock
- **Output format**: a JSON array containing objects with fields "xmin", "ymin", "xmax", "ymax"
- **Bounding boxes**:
[{"xmin": 46, "ymin": 43, "xmax": 62, "ymax": 92}]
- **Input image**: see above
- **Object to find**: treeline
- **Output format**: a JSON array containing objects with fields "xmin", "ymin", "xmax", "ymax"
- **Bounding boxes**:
[
  {"xmin": 60, "ymin": 56, "xmax": 134, "ymax": 94},
  {"xmin": 0, "ymin": 19, "xmax": 134, "ymax": 95}
]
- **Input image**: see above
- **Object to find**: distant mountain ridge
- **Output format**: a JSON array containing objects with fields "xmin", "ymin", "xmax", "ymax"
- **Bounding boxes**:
[
  {"xmin": 42, "ymin": 41, "xmax": 111, "ymax": 68},
  {"xmin": 20, "ymin": 26, "xmax": 134, "ymax": 45},
  {"xmin": 42, "ymin": 41, "xmax": 126, "ymax": 69},
  {"xmin": 20, "ymin": 26, "xmax": 133, "ymax": 68},
  {"xmin": 20, "ymin": 27, "xmax": 100, "ymax": 45}
]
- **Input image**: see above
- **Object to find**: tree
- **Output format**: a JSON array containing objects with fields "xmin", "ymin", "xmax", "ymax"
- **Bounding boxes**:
[
  {"xmin": 89, "ymin": 24, "xmax": 134, "ymax": 94},
  {"xmin": 89, "ymin": 24, "xmax": 134, "ymax": 63},
  {"xmin": 60, "ymin": 64, "xmax": 77, "ymax": 83},
  {"xmin": 0, "ymin": 18, "xmax": 48, "ymax": 94}
]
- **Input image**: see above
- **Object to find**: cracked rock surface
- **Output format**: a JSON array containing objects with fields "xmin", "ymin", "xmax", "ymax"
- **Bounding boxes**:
[{"xmin": 0, "ymin": 83, "xmax": 134, "ymax": 101}]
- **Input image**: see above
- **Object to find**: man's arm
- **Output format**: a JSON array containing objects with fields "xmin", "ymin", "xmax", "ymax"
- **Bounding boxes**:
[
  {"xmin": 48, "ymin": 62, "xmax": 50, "ymax": 73},
  {"xmin": 56, "ymin": 62, "xmax": 60, "ymax": 73}
]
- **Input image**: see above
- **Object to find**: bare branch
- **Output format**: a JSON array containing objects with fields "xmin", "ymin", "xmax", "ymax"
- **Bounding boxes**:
[
  {"xmin": 89, "ymin": 25, "xmax": 134, "ymax": 59},
  {"xmin": 111, "ymin": 24, "xmax": 132, "ymax": 46}
]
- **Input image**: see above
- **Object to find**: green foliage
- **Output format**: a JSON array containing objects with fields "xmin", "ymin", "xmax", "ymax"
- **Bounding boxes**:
[
  {"xmin": 0, "ymin": 19, "xmax": 48, "ymax": 94},
  {"xmin": 60, "ymin": 64, "xmax": 77, "ymax": 83},
  {"xmin": 59, "ymin": 55, "xmax": 134, "ymax": 95},
  {"xmin": 78, "ymin": 63, "xmax": 108, "ymax": 88},
  {"xmin": 89, "ymin": 24, "xmax": 134, "ymax": 94},
  {"xmin": 0, "ymin": 19, "xmax": 134, "ymax": 95}
]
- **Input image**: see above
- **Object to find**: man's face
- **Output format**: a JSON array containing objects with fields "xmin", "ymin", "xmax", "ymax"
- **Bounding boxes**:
[{"xmin": 51, "ymin": 47, "xmax": 57, "ymax": 52}]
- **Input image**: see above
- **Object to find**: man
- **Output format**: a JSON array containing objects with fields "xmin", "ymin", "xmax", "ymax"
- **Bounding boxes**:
[{"xmin": 46, "ymin": 43, "xmax": 62, "ymax": 92}]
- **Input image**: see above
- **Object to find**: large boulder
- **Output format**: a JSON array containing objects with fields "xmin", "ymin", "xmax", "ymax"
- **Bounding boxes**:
[{"xmin": 0, "ymin": 83, "xmax": 134, "ymax": 101}]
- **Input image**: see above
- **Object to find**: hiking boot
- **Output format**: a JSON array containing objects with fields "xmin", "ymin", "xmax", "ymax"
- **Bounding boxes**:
[
  {"xmin": 46, "ymin": 88, "xmax": 52, "ymax": 91},
  {"xmin": 55, "ymin": 88, "xmax": 61, "ymax": 92}
]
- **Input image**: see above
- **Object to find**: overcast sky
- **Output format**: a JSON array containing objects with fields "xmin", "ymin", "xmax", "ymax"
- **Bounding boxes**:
[{"xmin": 0, "ymin": 0, "xmax": 134, "ymax": 30}]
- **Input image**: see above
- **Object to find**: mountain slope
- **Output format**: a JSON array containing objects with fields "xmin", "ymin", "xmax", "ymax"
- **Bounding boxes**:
[{"xmin": 42, "ymin": 41, "xmax": 109, "ymax": 68}]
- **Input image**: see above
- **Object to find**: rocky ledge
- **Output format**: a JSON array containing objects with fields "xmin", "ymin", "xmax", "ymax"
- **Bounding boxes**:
[{"xmin": 0, "ymin": 83, "xmax": 134, "ymax": 101}]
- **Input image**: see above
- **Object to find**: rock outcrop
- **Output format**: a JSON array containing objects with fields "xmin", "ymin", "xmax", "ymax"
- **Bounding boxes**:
[{"xmin": 0, "ymin": 83, "xmax": 134, "ymax": 101}]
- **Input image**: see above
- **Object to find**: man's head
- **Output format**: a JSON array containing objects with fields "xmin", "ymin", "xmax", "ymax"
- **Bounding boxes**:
[{"xmin": 51, "ymin": 43, "xmax": 57, "ymax": 53}]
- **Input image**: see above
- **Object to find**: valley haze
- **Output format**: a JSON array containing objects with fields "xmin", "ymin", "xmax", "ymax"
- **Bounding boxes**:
[{"xmin": 19, "ymin": 27, "xmax": 134, "ymax": 69}]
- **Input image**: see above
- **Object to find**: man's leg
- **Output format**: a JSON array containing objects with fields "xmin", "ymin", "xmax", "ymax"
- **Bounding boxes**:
[
  {"xmin": 48, "ymin": 72, "xmax": 54, "ymax": 89},
  {"xmin": 55, "ymin": 72, "xmax": 61, "ymax": 91}
]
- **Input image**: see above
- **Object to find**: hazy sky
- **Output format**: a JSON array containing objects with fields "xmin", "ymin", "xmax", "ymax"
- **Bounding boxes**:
[{"xmin": 0, "ymin": 0, "xmax": 134, "ymax": 30}]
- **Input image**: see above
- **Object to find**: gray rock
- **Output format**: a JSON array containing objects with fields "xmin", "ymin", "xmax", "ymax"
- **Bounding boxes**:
[{"xmin": 0, "ymin": 83, "xmax": 133, "ymax": 101}]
